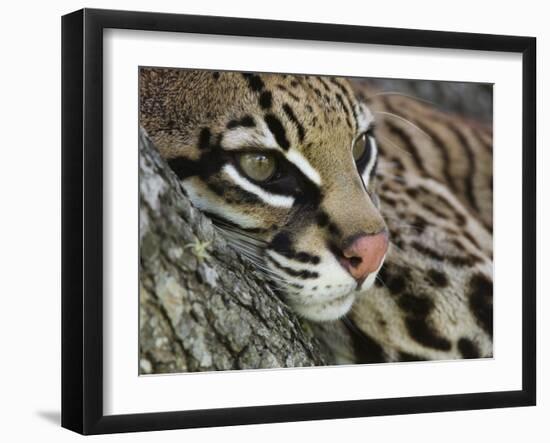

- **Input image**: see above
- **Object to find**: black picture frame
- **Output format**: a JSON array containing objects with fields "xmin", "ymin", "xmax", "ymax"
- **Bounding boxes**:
[{"xmin": 61, "ymin": 8, "xmax": 537, "ymax": 435}]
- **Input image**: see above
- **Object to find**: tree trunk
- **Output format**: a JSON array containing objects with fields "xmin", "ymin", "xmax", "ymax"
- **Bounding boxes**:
[{"xmin": 138, "ymin": 128, "xmax": 330, "ymax": 374}]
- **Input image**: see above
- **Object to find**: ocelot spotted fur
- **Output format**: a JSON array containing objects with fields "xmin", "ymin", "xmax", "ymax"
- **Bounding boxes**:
[{"xmin": 139, "ymin": 68, "xmax": 493, "ymax": 363}]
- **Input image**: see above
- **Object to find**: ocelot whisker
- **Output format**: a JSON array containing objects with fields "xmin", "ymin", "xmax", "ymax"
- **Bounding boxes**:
[
  {"xmin": 386, "ymin": 221, "xmax": 424, "ymax": 233},
  {"xmin": 375, "ymin": 171, "xmax": 408, "ymax": 184},
  {"xmin": 378, "ymin": 134, "xmax": 413, "ymax": 158},
  {"xmin": 368, "ymin": 91, "xmax": 437, "ymax": 107},
  {"xmin": 374, "ymin": 110, "xmax": 433, "ymax": 141},
  {"xmin": 374, "ymin": 273, "xmax": 390, "ymax": 291}
]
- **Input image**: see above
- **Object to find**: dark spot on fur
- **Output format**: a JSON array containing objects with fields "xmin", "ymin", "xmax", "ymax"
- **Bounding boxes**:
[
  {"xmin": 387, "ymin": 275, "xmax": 406, "ymax": 294},
  {"xmin": 295, "ymin": 252, "xmax": 321, "ymax": 265},
  {"xmin": 397, "ymin": 292, "xmax": 452, "ymax": 351},
  {"xmin": 375, "ymin": 265, "xmax": 388, "ymax": 287},
  {"xmin": 449, "ymin": 238, "xmax": 463, "ymax": 250},
  {"xmin": 398, "ymin": 352, "xmax": 426, "ymax": 362},
  {"xmin": 344, "ymin": 318, "xmax": 386, "ymax": 364},
  {"xmin": 267, "ymin": 256, "xmax": 319, "ymax": 279},
  {"xmin": 242, "ymin": 73, "xmax": 264, "ymax": 92},
  {"xmin": 206, "ymin": 181, "xmax": 224, "ymax": 196},
  {"xmin": 405, "ymin": 318, "xmax": 452, "ymax": 351},
  {"xmin": 269, "ymin": 232, "xmax": 321, "ymax": 264},
  {"xmin": 276, "ymin": 84, "xmax": 300, "ymax": 101},
  {"xmin": 448, "ymin": 254, "xmax": 480, "ymax": 267},
  {"xmin": 411, "ymin": 241, "xmax": 478, "ymax": 267},
  {"xmin": 259, "ymin": 91, "xmax": 272, "ymax": 109},
  {"xmin": 380, "ymin": 195, "xmax": 397, "ymax": 206},
  {"xmin": 270, "ymin": 232, "xmax": 292, "ymax": 252},
  {"xmin": 413, "ymin": 215, "xmax": 428, "ymax": 234},
  {"xmin": 463, "ymin": 230, "xmax": 481, "ymax": 249},
  {"xmin": 458, "ymin": 337, "xmax": 481, "ymax": 359},
  {"xmin": 282, "ymin": 103, "xmax": 306, "ymax": 142},
  {"xmin": 168, "ymin": 155, "xmax": 210, "ymax": 180},
  {"xmin": 212, "ymin": 72, "xmax": 220, "ymax": 80},
  {"xmin": 426, "ymin": 269, "xmax": 449, "ymax": 287},
  {"xmin": 198, "ymin": 127, "xmax": 211, "ymax": 150},
  {"xmin": 456, "ymin": 212, "xmax": 467, "ymax": 226},
  {"xmin": 398, "ymin": 292, "xmax": 433, "ymax": 317},
  {"xmin": 226, "ymin": 116, "xmax": 255, "ymax": 129},
  {"xmin": 264, "ymin": 114, "xmax": 290, "ymax": 150},
  {"xmin": 316, "ymin": 211, "xmax": 329, "ymax": 227},
  {"xmin": 406, "ymin": 187, "xmax": 419, "ymax": 198},
  {"xmin": 376, "ymin": 264, "xmax": 409, "ymax": 294},
  {"xmin": 389, "ymin": 228, "xmax": 401, "ymax": 239},
  {"xmin": 328, "ymin": 222, "xmax": 341, "ymax": 237},
  {"xmin": 392, "ymin": 157, "xmax": 406, "ymax": 172},
  {"xmin": 421, "ymin": 203, "xmax": 448, "ymax": 220},
  {"xmin": 468, "ymin": 273, "xmax": 493, "ymax": 337},
  {"xmin": 394, "ymin": 239, "xmax": 406, "ymax": 250}
]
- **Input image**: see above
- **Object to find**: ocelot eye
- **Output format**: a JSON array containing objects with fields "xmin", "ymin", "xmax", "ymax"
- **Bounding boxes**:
[
  {"xmin": 238, "ymin": 152, "xmax": 277, "ymax": 182},
  {"xmin": 352, "ymin": 132, "xmax": 373, "ymax": 162}
]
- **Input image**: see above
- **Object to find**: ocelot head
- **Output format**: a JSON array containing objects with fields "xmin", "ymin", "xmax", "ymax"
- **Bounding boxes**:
[{"xmin": 140, "ymin": 68, "xmax": 388, "ymax": 321}]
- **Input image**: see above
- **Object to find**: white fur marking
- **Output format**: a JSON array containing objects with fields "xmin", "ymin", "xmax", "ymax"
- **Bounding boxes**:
[
  {"xmin": 223, "ymin": 164, "xmax": 294, "ymax": 208},
  {"xmin": 356, "ymin": 102, "xmax": 375, "ymax": 133},
  {"xmin": 362, "ymin": 136, "xmax": 378, "ymax": 185},
  {"xmin": 181, "ymin": 179, "xmax": 260, "ymax": 229},
  {"xmin": 286, "ymin": 149, "xmax": 322, "ymax": 186}
]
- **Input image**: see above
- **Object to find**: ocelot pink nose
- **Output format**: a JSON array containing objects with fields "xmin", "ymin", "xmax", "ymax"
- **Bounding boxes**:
[{"xmin": 341, "ymin": 231, "xmax": 389, "ymax": 282}]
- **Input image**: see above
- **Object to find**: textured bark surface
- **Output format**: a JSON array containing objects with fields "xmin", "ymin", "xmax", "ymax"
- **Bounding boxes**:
[{"xmin": 138, "ymin": 129, "xmax": 329, "ymax": 374}]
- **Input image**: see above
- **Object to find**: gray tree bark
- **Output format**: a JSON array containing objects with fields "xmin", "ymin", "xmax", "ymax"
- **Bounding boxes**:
[{"xmin": 138, "ymin": 128, "xmax": 330, "ymax": 374}]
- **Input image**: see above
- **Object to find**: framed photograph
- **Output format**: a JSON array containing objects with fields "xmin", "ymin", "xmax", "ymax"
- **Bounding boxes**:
[{"xmin": 61, "ymin": 8, "xmax": 536, "ymax": 435}]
